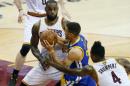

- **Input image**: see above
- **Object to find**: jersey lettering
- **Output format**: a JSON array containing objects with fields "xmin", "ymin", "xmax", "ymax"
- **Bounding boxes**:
[
  {"xmin": 52, "ymin": 29, "xmax": 62, "ymax": 37},
  {"xmin": 111, "ymin": 71, "xmax": 122, "ymax": 84}
]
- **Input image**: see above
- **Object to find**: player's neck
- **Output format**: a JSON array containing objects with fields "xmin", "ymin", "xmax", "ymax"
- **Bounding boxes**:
[
  {"xmin": 45, "ymin": 17, "xmax": 58, "ymax": 26},
  {"xmin": 70, "ymin": 36, "xmax": 79, "ymax": 45},
  {"xmin": 95, "ymin": 58, "xmax": 105, "ymax": 63}
]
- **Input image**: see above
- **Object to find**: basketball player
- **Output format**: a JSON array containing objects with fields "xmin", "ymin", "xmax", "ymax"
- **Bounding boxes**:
[
  {"xmin": 9, "ymin": 0, "xmax": 71, "ymax": 85},
  {"xmin": 20, "ymin": 0, "xmax": 70, "ymax": 85},
  {"xmin": 43, "ymin": 22, "xmax": 96, "ymax": 86},
  {"xmin": 45, "ymin": 41, "xmax": 130, "ymax": 86}
]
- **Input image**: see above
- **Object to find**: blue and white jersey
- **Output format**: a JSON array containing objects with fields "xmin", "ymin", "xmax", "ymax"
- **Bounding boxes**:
[{"xmin": 62, "ymin": 35, "xmax": 89, "ymax": 85}]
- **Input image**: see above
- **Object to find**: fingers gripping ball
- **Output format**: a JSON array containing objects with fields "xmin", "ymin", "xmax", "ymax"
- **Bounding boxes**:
[{"xmin": 40, "ymin": 30, "xmax": 58, "ymax": 46}]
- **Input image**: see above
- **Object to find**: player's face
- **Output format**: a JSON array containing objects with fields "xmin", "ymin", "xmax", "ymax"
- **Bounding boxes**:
[
  {"xmin": 64, "ymin": 26, "xmax": 72, "ymax": 41},
  {"xmin": 46, "ymin": 3, "xmax": 58, "ymax": 21}
]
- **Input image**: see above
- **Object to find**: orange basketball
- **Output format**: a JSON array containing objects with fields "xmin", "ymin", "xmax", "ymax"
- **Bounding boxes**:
[{"xmin": 40, "ymin": 30, "xmax": 58, "ymax": 45}]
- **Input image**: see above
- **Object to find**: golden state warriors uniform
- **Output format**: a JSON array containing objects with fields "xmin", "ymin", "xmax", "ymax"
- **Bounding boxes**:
[{"xmin": 61, "ymin": 35, "xmax": 96, "ymax": 86}]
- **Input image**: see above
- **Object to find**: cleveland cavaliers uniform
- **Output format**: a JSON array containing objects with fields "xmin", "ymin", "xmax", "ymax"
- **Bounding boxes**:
[
  {"xmin": 23, "ymin": 0, "xmax": 64, "ymax": 43},
  {"xmin": 40, "ymin": 17, "xmax": 66, "ymax": 61},
  {"xmin": 93, "ymin": 58, "xmax": 130, "ymax": 86},
  {"xmin": 23, "ymin": 17, "xmax": 67, "ymax": 85}
]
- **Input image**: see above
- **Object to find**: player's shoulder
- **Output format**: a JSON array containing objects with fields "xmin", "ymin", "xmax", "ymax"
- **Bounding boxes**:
[
  {"xmin": 32, "ymin": 20, "xmax": 41, "ymax": 33},
  {"xmin": 69, "ymin": 46, "xmax": 83, "ymax": 59},
  {"xmin": 106, "ymin": 58, "xmax": 117, "ymax": 63}
]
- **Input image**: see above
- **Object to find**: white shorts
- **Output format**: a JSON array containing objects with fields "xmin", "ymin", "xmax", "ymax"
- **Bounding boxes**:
[
  {"xmin": 22, "ymin": 63, "xmax": 63, "ymax": 85},
  {"xmin": 23, "ymin": 15, "xmax": 42, "ymax": 43},
  {"xmin": 22, "ymin": 48, "xmax": 66, "ymax": 85}
]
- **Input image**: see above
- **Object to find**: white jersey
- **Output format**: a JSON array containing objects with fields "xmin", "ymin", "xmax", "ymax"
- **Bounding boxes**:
[
  {"xmin": 25, "ymin": 0, "xmax": 46, "ymax": 13},
  {"xmin": 39, "ymin": 17, "xmax": 66, "ymax": 61},
  {"xmin": 93, "ymin": 58, "xmax": 130, "ymax": 86},
  {"xmin": 25, "ymin": 0, "xmax": 58, "ymax": 13}
]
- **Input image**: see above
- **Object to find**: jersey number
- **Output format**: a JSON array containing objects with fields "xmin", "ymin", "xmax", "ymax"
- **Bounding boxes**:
[{"xmin": 111, "ymin": 71, "xmax": 121, "ymax": 84}]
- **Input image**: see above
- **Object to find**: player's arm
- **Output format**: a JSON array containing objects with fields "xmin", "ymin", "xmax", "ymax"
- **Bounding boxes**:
[
  {"xmin": 48, "ymin": 61, "xmax": 99, "ymax": 84},
  {"xmin": 46, "ymin": 47, "xmax": 99, "ymax": 84},
  {"xmin": 43, "ymin": 39, "xmax": 72, "ymax": 66},
  {"xmin": 56, "ymin": 36, "xmax": 65, "ymax": 45},
  {"xmin": 46, "ymin": 43, "xmax": 84, "ymax": 66},
  {"xmin": 44, "ymin": 44, "xmax": 80, "ymax": 67},
  {"xmin": 62, "ymin": 18, "xmax": 70, "ymax": 30},
  {"xmin": 59, "ymin": 18, "xmax": 70, "ymax": 44},
  {"xmin": 14, "ymin": 0, "xmax": 26, "ymax": 23},
  {"xmin": 59, "ymin": 47, "xmax": 98, "ymax": 83},
  {"xmin": 54, "ymin": 18, "xmax": 70, "ymax": 52},
  {"xmin": 67, "ymin": 47, "xmax": 84, "ymax": 62},
  {"xmin": 56, "ymin": 36, "xmax": 69, "ymax": 53},
  {"xmin": 57, "ymin": 0, "xmax": 71, "ymax": 19},
  {"xmin": 30, "ymin": 21, "xmax": 41, "ymax": 61},
  {"xmin": 45, "ymin": 44, "xmax": 83, "ymax": 66},
  {"xmin": 46, "ymin": 57, "xmax": 99, "ymax": 85},
  {"xmin": 14, "ymin": 0, "xmax": 23, "ymax": 11},
  {"xmin": 116, "ymin": 58, "xmax": 130, "ymax": 74},
  {"xmin": 31, "ymin": 21, "xmax": 51, "ymax": 70},
  {"xmin": 44, "ymin": 41, "xmax": 99, "ymax": 83}
]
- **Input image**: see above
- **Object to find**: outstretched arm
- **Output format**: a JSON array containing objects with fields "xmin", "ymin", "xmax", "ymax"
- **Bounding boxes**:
[
  {"xmin": 47, "ymin": 58, "xmax": 99, "ymax": 84},
  {"xmin": 43, "ymin": 40, "xmax": 99, "ymax": 84},
  {"xmin": 49, "ymin": 60, "xmax": 95, "ymax": 75},
  {"xmin": 116, "ymin": 58, "xmax": 130, "ymax": 74}
]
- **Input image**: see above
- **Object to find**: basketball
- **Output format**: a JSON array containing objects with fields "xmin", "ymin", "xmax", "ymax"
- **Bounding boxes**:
[{"xmin": 40, "ymin": 30, "xmax": 58, "ymax": 45}]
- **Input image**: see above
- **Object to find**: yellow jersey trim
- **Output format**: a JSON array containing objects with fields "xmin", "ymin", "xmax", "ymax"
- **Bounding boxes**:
[{"xmin": 70, "ymin": 36, "xmax": 80, "ymax": 46}]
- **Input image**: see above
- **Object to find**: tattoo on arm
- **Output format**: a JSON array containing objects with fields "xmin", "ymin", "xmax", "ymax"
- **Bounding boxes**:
[
  {"xmin": 49, "ymin": 60, "xmax": 98, "ymax": 83},
  {"xmin": 49, "ymin": 60, "xmax": 80, "ymax": 75},
  {"xmin": 30, "ymin": 21, "xmax": 41, "ymax": 61}
]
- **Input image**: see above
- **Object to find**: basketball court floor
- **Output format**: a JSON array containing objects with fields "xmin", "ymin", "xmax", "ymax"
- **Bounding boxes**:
[{"xmin": 0, "ymin": 0, "xmax": 130, "ymax": 85}]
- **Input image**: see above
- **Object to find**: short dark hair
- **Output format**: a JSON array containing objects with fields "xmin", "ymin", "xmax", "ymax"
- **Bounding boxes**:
[
  {"xmin": 66, "ymin": 22, "xmax": 81, "ymax": 36},
  {"xmin": 91, "ymin": 41, "xmax": 105, "ymax": 59},
  {"xmin": 46, "ymin": 0, "xmax": 57, "ymax": 6}
]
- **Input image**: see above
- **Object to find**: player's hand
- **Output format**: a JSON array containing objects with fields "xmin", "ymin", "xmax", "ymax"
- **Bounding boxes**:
[
  {"xmin": 42, "ymin": 40, "xmax": 55, "ymax": 52},
  {"xmin": 62, "ymin": 45, "xmax": 68, "ymax": 53},
  {"xmin": 18, "ymin": 10, "xmax": 26, "ymax": 23},
  {"xmin": 62, "ymin": 40, "xmax": 69, "ymax": 53}
]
